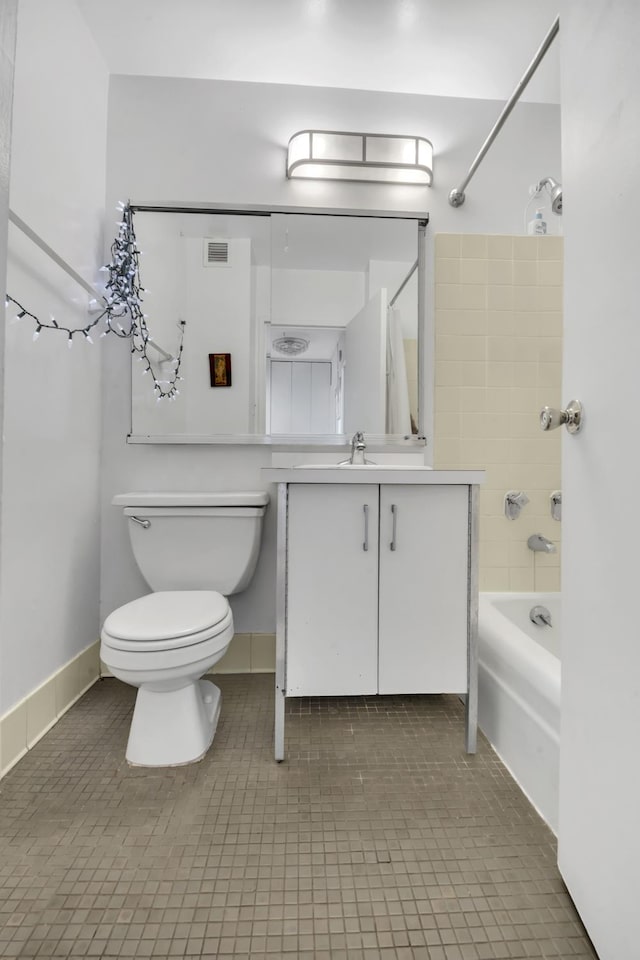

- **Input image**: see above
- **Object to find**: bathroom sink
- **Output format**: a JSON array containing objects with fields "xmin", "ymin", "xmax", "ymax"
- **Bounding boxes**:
[
  {"xmin": 293, "ymin": 463, "xmax": 432, "ymax": 470},
  {"xmin": 264, "ymin": 465, "xmax": 484, "ymax": 485},
  {"xmin": 339, "ymin": 463, "xmax": 432, "ymax": 470}
]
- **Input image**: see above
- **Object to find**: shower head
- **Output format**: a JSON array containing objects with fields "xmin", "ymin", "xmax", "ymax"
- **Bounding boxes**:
[{"xmin": 535, "ymin": 176, "xmax": 563, "ymax": 215}]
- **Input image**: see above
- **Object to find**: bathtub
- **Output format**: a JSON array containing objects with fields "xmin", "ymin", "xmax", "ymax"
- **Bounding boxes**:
[{"xmin": 478, "ymin": 592, "xmax": 561, "ymax": 834}]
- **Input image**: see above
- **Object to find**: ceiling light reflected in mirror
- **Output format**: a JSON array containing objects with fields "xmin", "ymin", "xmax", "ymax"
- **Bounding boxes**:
[{"xmin": 272, "ymin": 336, "xmax": 310, "ymax": 356}]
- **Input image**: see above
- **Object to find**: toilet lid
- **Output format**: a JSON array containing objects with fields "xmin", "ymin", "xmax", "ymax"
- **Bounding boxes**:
[{"xmin": 102, "ymin": 591, "xmax": 230, "ymax": 643}]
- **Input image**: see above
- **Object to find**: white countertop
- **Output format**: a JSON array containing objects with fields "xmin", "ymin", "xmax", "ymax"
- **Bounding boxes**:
[{"xmin": 262, "ymin": 466, "xmax": 485, "ymax": 485}]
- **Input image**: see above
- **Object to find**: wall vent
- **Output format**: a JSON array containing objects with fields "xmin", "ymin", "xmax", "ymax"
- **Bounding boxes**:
[{"xmin": 203, "ymin": 239, "xmax": 230, "ymax": 267}]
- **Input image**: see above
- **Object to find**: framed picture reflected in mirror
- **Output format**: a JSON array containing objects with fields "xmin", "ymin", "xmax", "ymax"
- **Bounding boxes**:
[{"xmin": 209, "ymin": 353, "xmax": 232, "ymax": 387}]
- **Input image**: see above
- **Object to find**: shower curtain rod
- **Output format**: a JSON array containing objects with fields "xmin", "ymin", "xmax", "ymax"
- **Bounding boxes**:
[
  {"xmin": 448, "ymin": 15, "xmax": 560, "ymax": 208},
  {"xmin": 389, "ymin": 259, "xmax": 418, "ymax": 307},
  {"xmin": 8, "ymin": 208, "xmax": 175, "ymax": 362},
  {"xmin": 9, "ymin": 209, "xmax": 97, "ymax": 297}
]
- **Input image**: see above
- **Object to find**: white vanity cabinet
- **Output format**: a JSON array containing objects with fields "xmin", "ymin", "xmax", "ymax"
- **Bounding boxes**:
[
  {"xmin": 263, "ymin": 466, "xmax": 484, "ymax": 759},
  {"xmin": 286, "ymin": 483, "xmax": 379, "ymax": 697},
  {"xmin": 378, "ymin": 483, "xmax": 469, "ymax": 695},
  {"xmin": 286, "ymin": 482, "xmax": 469, "ymax": 698}
]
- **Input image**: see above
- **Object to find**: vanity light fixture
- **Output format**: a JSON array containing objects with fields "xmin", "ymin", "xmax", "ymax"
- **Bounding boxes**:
[
  {"xmin": 286, "ymin": 130, "xmax": 433, "ymax": 186},
  {"xmin": 273, "ymin": 336, "xmax": 309, "ymax": 356}
]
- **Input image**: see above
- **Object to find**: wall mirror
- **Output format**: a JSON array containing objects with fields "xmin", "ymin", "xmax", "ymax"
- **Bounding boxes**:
[{"xmin": 129, "ymin": 205, "xmax": 426, "ymax": 444}]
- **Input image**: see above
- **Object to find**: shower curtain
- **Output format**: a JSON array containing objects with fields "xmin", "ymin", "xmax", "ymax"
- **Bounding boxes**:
[{"xmin": 386, "ymin": 306, "xmax": 412, "ymax": 435}]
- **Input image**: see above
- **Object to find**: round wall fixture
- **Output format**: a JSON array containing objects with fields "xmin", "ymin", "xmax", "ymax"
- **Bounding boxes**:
[{"xmin": 273, "ymin": 336, "xmax": 309, "ymax": 356}]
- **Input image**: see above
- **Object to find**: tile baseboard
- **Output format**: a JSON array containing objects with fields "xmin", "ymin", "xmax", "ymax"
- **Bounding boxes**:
[
  {"xmin": 212, "ymin": 632, "xmax": 276, "ymax": 674},
  {"xmin": 0, "ymin": 641, "xmax": 101, "ymax": 780}
]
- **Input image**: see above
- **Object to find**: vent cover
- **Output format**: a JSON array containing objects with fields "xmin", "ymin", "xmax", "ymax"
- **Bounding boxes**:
[{"xmin": 203, "ymin": 239, "xmax": 230, "ymax": 267}]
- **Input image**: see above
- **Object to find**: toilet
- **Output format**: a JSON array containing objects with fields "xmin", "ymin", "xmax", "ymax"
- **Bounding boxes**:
[{"xmin": 100, "ymin": 491, "xmax": 269, "ymax": 767}]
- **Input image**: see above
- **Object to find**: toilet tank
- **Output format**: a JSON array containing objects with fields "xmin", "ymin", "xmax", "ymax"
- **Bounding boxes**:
[{"xmin": 114, "ymin": 492, "xmax": 269, "ymax": 595}]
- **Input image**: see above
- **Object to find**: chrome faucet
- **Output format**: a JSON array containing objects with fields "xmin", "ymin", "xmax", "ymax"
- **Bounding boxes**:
[
  {"xmin": 339, "ymin": 431, "xmax": 375, "ymax": 465},
  {"xmin": 527, "ymin": 533, "xmax": 556, "ymax": 553},
  {"xmin": 350, "ymin": 431, "xmax": 367, "ymax": 464}
]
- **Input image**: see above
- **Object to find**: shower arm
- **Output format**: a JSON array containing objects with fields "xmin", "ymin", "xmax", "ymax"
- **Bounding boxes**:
[{"xmin": 448, "ymin": 15, "xmax": 560, "ymax": 209}]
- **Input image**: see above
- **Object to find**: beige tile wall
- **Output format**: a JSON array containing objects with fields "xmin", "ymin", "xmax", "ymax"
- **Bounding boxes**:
[
  {"xmin": 433, "ymin": 234, "xmax": 563, "ymax": 592},
  {"xmin": 100, "ymin": 634, "xmax": 277, "ymax": 683},
  {"xmin": 211, "ymin": 633, "xmax": 276, "ymax": 674}
]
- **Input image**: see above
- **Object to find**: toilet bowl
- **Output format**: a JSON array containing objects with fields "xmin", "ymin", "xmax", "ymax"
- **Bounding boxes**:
[
  {"xmin": 101, "ymin": 590, "xmax": 233, "ymax": 766},
  {"xmin": 101, "ymin": 491, "xmax": 269, "ymax": 766}
]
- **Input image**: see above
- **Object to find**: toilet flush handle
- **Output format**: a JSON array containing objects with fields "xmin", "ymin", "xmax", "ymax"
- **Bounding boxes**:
[{"xmin": 130, "ymin": 515, "xmax": 150, "ymax": 529}]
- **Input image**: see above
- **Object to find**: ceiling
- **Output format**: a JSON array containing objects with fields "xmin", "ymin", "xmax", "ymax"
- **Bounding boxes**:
[{"xmin": 76, "ymin": 0, "xmax": 561, "ymax": 104}]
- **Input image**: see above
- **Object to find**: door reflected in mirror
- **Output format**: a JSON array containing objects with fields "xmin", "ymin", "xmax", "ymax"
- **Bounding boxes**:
[
  {"xmin": 130, "ymin": 209, "xmax": 423, "ymax": 441},
  {"xmin": 268, "ymin": 325, "xmax": 344, "ymax": 434}
]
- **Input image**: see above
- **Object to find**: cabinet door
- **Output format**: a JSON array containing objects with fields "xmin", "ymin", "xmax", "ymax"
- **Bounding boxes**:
[
  {"xmin": 378, "ymin": 484, "xmax": 469, "ymax": 694},
  {"xmin": 286, "ymin": 483, "xmax": 379, "ymax": 696}
]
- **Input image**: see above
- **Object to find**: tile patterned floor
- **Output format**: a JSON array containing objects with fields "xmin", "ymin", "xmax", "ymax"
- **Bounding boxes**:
[{"xmin": 0, "ymin": 675, "xmax": 597, "ymax": 959}]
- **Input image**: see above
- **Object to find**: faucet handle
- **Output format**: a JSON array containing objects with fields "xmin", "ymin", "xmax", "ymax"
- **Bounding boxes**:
[
  {"xmin": 504, "ymin": 490, "xmax": 529, "ymax": 520},
  {"xmin": 550, "ymin": 490, "xmax": 562, "ymax": 521}
]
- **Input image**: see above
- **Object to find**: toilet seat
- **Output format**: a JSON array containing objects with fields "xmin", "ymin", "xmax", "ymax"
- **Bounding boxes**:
[{"xmin": 101, "ymin": 590, "xmax": 231, "ymax": 654}]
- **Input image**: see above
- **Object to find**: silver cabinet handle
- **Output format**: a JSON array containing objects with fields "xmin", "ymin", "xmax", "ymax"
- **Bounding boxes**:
[
  {"xmin": 390, "ymin": 503, "xmax": 397, "ymax": 551},
  {"xmin": 362, "ymin": 504, "xmax": 369, "ymax": 551},
  {"xmin": 130, "ymin": 515, "xmax": 150, "ymax": 529}
]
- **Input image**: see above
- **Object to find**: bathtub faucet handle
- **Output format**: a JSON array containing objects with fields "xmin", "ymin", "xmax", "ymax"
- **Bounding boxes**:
[{"xmin": 504, "ymin": 490, "xmax": 529, "ymax": 520}]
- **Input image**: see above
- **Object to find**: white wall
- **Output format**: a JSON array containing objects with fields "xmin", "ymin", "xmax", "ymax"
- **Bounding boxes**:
[
  {"xmin": 368, "ymin": 259, "xmax": 417, "ymax": 336},
  {"xmin": 0, "ymin": 1, "xmax": 16, "ymax": 376},
  {"xmin": 185, "ymin": 238, "xmax": 253, "ymax": 434},
  {"xmin": 272, "ymin": 268, "xmax": 364, "ymax": 327},
  {"xmin": 133, "ymin": 237, "xmax": 255, "ymax": 436},
  {"xmin": 107, "ymin": 76, "xmax": 561, "ymax": 232},
  {"xmin": 558, "ymin": 3, "xmax": 640, "ymax": 957},
  {"xmin": 0, "ymin": 0, "xmax": 108, "ymax": 714},
  {"xmin": 102, "ymin": 74, "xmax": 560, "ymax": 632},
  {"xmin": 0, "ymin": 0, "xmax": 17, "ymax": 723}
]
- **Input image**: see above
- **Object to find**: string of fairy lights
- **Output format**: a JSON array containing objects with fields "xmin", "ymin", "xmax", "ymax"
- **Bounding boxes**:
[{"xmin": 4, "ymin": 201, "xmax": 185, "ymax": 401}]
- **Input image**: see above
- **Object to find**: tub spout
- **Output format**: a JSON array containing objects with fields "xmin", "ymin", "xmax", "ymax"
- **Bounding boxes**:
[{"xmin": 527, "ymin": 533, "xmax": 556, "ymax": 553}]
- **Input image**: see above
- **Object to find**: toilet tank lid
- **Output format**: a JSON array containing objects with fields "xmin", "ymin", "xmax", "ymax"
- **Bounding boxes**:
[{"xmin": 113, "ymin": 491, "xmax": 270, "ymax": 508}]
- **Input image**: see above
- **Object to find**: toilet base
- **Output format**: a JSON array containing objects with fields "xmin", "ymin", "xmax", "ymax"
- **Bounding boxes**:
[{"xmin": 126, "ymin": 679, "xmax": 222, "ymax": 767}]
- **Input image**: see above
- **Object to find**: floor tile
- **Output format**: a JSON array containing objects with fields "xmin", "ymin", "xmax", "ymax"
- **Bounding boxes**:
[{"xmin": 0, "ymin": 676, "xmax": 597, "ymax": 959}]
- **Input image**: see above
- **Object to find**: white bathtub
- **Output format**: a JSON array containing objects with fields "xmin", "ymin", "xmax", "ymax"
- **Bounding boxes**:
[{"xmin": 478, "ymin": 592, "xmax": 561, "ymax": 833}]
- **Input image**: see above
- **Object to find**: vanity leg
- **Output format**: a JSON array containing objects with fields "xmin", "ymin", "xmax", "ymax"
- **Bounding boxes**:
[
  {"xmin": 274, "ymin": 482, "xmax": 288, "ymax": 762},
  {"xmin": 465, "ymin": 691, "xmax": 477, "ymax": 754},
  {"xmin": 275, "ymin": 684, "xmax": 285, "ymax": 762},
  {"xmin": 466, "ymin": 484, "xmax": 479, "ymax": 754}
]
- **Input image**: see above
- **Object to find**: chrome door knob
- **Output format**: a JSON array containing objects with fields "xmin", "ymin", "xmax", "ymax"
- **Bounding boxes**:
[{"xmin": 540, "ymin": 399, "xmax": 583, "ymax": 434}]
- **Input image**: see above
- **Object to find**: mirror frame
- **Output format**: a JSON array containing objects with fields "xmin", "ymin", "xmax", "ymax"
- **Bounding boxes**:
[{"xmin": 126, "ymin": 201, "xmax": 429, "ymax": 448}]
